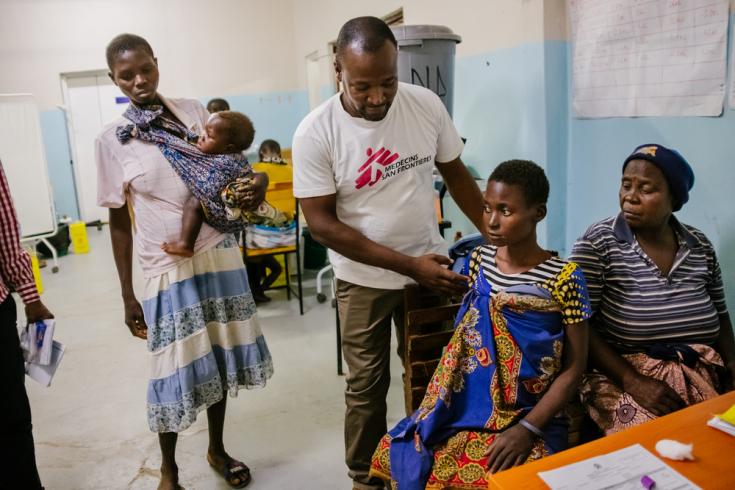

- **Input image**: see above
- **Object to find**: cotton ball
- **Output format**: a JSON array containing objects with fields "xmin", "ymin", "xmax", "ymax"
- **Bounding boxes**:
[{"xmin": 655, "ymin": 439, "xmax": 694, "ymax": 461}]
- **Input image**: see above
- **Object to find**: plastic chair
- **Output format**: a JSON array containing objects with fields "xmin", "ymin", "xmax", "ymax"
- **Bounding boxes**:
[{"xmin": 316, "ymin": 263, "xmax": 336, "ymax": 306}]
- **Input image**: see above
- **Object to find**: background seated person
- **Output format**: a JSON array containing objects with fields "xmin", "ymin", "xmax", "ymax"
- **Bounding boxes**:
[
  {"xmin": 206, "ymin": 97, "xmax": 230, "ymax": 114},
  {"xmin": 570, "ymin": 144, "xmax": 735, "ymax": 435},
  {"xmin": 245, "ymin": 139, "xmax": 292, "ymax": 303},
  {"xmin": 258, "ymin": 139, "xmax": 287, "ymax": 164},
  {"xmin": 371, "ymin": 161, "xmax": 591, "ymax": 489}
]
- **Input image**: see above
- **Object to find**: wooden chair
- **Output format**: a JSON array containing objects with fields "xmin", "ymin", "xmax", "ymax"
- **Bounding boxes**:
[
  {"xmin": 402, "ymin": 285, "xmax": 461, "ymax": 415},
  {"xmin": 243, "ymin": 167, "xmax": 303, "ymax": 315}
]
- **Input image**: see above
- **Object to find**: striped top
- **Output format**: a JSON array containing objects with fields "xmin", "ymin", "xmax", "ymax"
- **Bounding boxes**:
[
  {"xmin": 475, "ymin": 245, "xmax": 592, "ymax": 326},
  {"xmin": 569, "ymin": 213, "xmax": 727, "ymax": 352},
  {"xmin": 480, "ymin": 245, "xmax": 568, "ymax": 291},
  {"xmin": 0, "ymin": 161, "xmax": 40, "ymax": 305}
]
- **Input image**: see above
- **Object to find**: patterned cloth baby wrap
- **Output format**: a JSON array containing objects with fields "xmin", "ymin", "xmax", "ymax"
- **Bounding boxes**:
[{"xmin": 117, "ymin": 103, "xmax": 287, "ymax": 232}]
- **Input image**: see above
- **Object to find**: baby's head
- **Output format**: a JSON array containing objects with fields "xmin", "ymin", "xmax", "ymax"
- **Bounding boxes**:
[
  {"xmin": 258, "ymin": 139, "xmax": 283, "ymax": 163},
  {"xmin": 483, "ymin": 160, "xmax": 549, "ymax": 247},
  {"xmin": 197, "ymin": 111, "xmax": 255, "ymax": 155}
]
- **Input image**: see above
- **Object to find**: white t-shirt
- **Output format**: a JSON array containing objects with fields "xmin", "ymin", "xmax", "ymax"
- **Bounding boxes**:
[
  {"xmin": 293, "ymin": 82, "xmax": 464, "ymax": 290},
  {"xmin": 96, "ymin": 96, "xmax": 225, "ymax": 278}
]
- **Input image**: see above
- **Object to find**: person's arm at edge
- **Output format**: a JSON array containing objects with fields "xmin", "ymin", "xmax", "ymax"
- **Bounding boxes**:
[
  {"xmin": 435, "ymin": 157, "xmax": 484, "ymax": 232},
  {"xmin": 707, "ymin": 246, "xmax": 735, "ymax": 387},
  {"xmin": 715, "ymin": 313, "xmax": 735, "ymax": 388},
  {"xmin": 0, "ymin": 163, "xmax": 52, "ymax": 322}
]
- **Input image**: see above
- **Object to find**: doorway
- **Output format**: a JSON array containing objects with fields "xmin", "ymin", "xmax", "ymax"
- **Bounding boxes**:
[{"xmin": 60, "ymin": 70, "xmax": 126, "ymax": 224}]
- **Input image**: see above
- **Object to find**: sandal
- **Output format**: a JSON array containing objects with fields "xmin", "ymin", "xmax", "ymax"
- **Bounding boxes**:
[{"xmin": 207, "ymin": 454, "xmax": 252, "ymax": 488}]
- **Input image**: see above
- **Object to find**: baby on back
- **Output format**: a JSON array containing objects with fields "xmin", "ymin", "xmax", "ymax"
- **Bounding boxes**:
[{"xmin": 161, "ymin": 111, "xmax": 287, "ymax": 257}]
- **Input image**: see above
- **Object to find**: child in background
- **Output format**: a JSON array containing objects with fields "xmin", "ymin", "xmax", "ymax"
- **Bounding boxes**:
[
  {"xmin": 258, "ymin": 139, "xmax": 287, "ymax": 164},
  {"xmin": 370, "ymin": 160, "xmax": 591, "ymax": 489},
  {"xmin": 244, "ymin": 139, "xmax": 293, "ymax": 303},
  {"xmin": 161, "ymin": 111, "xmax": 287, "ymax": 257},
  {"xmin": 206, "ymin": 97, "xmax": 230, "ymax": 114}
]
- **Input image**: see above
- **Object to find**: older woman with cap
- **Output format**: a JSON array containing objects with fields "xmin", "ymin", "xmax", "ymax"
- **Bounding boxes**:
[{"xmin": 569, "ymin": 144, "xmax": 735, "ymax": 435}]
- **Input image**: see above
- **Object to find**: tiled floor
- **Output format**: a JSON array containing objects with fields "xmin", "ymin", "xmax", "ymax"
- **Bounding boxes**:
[{"xmin": 24, "ymin": 228, "xmax": 405, "ymax": 489}]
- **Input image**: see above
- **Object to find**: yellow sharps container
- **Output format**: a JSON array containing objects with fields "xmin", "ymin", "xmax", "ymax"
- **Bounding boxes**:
[{"xmin": 69, "ymin": 221, "xmax": 89, "ymax": 254}]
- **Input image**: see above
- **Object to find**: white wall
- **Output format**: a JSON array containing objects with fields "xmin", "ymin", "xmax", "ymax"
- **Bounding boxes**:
[
  {"xmin": 0, "ymin": 0, "xmax": 300, "ymax": 110},
  {"xmin": 0, "ymin": 0, "xmax": 572, "ymax": 111}
]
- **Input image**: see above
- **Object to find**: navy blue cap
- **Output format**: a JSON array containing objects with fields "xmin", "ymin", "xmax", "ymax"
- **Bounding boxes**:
[{"xmin": 622, "ymin": 144, "xmax": 695, "ymax": 212}]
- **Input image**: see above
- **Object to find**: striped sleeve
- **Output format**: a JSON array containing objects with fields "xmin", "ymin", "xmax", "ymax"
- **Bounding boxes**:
[
  {"xmin": 568, "ymin": 230, "xmax": 605, "ymax": 313},
  {"xmin": 0, "ymin": 162, "xmax": 40, "ymax": 304},
  {"xmin": 688, "ymin": 226, "xmax": 728, "ymax": 315},
  {"xmin": 707, "ymin": 249, "xmax": 728, "ymax": 315}
]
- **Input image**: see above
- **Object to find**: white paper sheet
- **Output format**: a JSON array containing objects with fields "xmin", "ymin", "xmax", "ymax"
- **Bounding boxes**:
[
  {"xmin": 25, "ymin": 340, "xmax": 65, "ymax": 387},
  {"xmin": 538, "ymin": 444, "xmax": 701, "ymax": 490},
  {"xmin": 20, "ymin": 319, "xmax": 55, "ymax": 365},
  {"xmin": 707, "ymin": 416, "xmax": 735, "ymax": 436},
  {"xmin": 569, "ymin": 0, "xmax": 729, "ymax": 117}
]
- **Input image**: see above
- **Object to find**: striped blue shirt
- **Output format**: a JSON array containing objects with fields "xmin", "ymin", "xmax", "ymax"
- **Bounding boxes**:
[{"xmin": 569, "ymin": 213, "xmax": 727, "ymax": 352}]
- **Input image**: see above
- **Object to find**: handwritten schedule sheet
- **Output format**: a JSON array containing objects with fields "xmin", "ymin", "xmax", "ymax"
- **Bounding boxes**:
[{"xmin": 569, "ymin": 0, "xmax": 729, "ymax": 117}]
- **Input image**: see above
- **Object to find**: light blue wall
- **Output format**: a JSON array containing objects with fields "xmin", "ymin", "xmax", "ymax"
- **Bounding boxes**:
[
  {"xmin": 567, "ymin": 15, "xmax": 735, "ymax": 307},
  {"xmin": 40, "ymin": 109, "xmax": 79, "ymax": 221},
  {"xmin": 454, "ymin": 46, "xmax": 547, "ymax": 178},
  {"xmin": 567, "ymin": 79, "xmax": 735, "ymax": 311},
  {"xmin": 442, "ymin": 37, "xmax": 734, "ymax": 311},
  {"xmin": 543, "ymin": 41, "xmax": 570, "ymax": 254},
  {"xmin": 443, "ymin": 42, "xmax": 570, "ymax": 253},
  {"xmin": 38, "ymin": 89, "xmax": 309, "ymax": 224},
  {"xmin": 201, "ymin": 90, "xmax": 309, "ymax": 156},
  {"xmin": 567, "ymin": 14, "xmax": 735, "ymax": 311}
]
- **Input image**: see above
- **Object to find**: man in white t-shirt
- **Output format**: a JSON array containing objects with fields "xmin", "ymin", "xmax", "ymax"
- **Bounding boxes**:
[{"xmin": 292, "ymin": 17, "xmax": 483, "ymax": 490}]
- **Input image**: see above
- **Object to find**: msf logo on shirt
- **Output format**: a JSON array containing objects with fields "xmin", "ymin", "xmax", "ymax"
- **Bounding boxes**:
[{"xmin": 355, "ymin": 147, "xmax": 400, "ymax": 189}]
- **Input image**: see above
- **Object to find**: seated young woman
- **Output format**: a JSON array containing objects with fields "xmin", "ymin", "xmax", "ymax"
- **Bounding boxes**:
[
  {"xmin": 569, "ymin": 144, "xmax": 735, "ymax": 435},
  {"xmin": 370, "ymin": 160, "xmax": 591, "ymax": 489}
]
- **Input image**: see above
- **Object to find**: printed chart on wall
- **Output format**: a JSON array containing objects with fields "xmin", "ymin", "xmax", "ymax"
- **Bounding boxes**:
[{"xmin": 569, "ymin": 0, "xmax": 729, "ymax": 118}]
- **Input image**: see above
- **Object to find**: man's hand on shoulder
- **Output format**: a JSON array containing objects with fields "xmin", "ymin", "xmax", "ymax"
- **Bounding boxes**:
[{"xmin": 406, "ymin": 254, "xmax": 469, "ymax": 296}]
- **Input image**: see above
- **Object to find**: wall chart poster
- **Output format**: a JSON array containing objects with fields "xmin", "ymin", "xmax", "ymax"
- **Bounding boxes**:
[{"xmin": 569, "ymin": 0, "xmax": 729, "ymax": 118}]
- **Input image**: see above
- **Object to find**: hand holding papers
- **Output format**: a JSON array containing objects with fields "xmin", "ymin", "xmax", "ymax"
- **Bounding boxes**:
[{"xmin": 20, "ymin": 319, "xmax": 65, "ymax": 386}]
